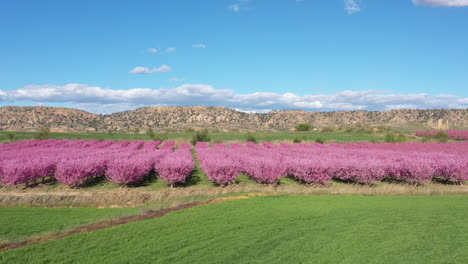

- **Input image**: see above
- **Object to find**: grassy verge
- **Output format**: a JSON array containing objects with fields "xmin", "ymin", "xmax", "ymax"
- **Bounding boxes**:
[
  {"xmin": 0, "ymin": 131, "xmax": 384, "ymax": 143},
  {"xmin": 1, "ymin": 195, "xmax": 468, "ymax": 263},
  {"xmin": 1, "ymin": 181, "xmax": 468, "ymax": 208}
]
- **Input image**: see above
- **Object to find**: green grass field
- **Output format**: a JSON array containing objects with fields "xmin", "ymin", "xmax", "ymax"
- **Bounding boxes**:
[
  {"xmin": 0, "ymin": 207, "xmax": 139, "ymax": 243},
  {"xmin": 1, "ymin": 195, "xmax": 468, "ymax": 264},
  {"xmin": 0, "ymin": 131, "xmax": 384, "ymax": 143}
]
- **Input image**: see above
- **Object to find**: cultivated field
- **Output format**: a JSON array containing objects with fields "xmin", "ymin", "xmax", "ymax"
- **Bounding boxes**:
[
  {"xmin": 0, "ymin": 138, "xmax": 467, "ymax": 263},
  {"xmin": 1, "ymin": 195, "xmax": 468, "ymax": 263},
  {"xmin": 0, "ymin": 140, "xmax": 466, "ymax": 187}
]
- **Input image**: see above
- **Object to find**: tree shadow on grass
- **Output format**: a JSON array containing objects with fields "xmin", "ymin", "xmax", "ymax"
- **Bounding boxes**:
[
  {"xmin": 176, "ymin": 167, "xmax": 201, "ymax": 188},
  {"xmin": 19, "ymin": 176, "xmax": 58, "ymax": 189},
  {"xmin": 381, "ymin": 177, "xmax": 424, "ymax": 187},
  {"xmin": 127, "ymin": 170, "xmax": 158, "ymax": 188},
  {"xmin": 432, "ymin": 177, "xmax": 463, "ymax": 185},
  {"xmin": 77, "ymin": 175, "xmax": 108, "ymax": 189},
  {"xmin": 332, "ymin": 178, "xmax": 376, "ymax": 187}
]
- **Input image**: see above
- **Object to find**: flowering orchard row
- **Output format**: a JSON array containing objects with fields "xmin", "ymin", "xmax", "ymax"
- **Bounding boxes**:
[
  {"xmin": 0, "ymin": 140, "xmax": 194, "ymax": 187},
  {"xmin": 197, "ymin": 142, "xmax": 468, "ymax": 185},
  {"xmin": 415, "ymin": 130, "xmax": 468, "ymax": 141},
  {"xmin": 1, "ymin": 140, "xmax": 467, "ymax": 187}
]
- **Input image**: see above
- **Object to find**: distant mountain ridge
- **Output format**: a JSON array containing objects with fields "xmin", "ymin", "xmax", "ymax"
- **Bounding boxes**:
[{"xmin": 0, "ymin": 106, "xmax": 467, "ymax": 132}]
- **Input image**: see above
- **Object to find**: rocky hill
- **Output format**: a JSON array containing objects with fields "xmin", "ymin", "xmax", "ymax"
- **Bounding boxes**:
[{"xmin": 0, "ymin": 106, "xmax": 467, "ymax": 132}]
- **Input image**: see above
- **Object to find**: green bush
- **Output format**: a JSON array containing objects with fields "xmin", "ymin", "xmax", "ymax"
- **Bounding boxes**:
[
  {"xmin": 396, "ymin": 134, "xmax": 407, "ymax": 142},
  {"xmin": 385, "ymin": 133, "xmax": 406, "ymax": 143},
  {"xmin": 245, "ymin": 132, "xmax": 258, "ymax": 143},
  {"xmin": 146, "ymin": 127, "xmax": 156, "ymax": 140},
  {"xmin": 385, "ymin": 133, "xmax": 396, "ymax": 143},
  {"xmin": 434, "ymin": 131, "xmax": 450, "ymax": 143},
  {"xmin": 34, "ymin": 126, "xmax": 51, "ymax": 140},
  {"xmin": 293, "ymin": 136, "xmax": 302, "ymax": 144},
  {"xmin": 295, "ymin": 123, "xmax": 311, "ymax": 132},
  {"xmin": 6, "ymin": 132, "xmax": 16, "ymax": 142},
  {"xmin": 191, "ymin": 129, "xmax": 211, "ymax": 145},
  {"xmin": 146, "ymin": 128, "xmax": 168, "ymax": 142},
  {"xmin": 315, "ymin": 137, "xmax": 325, "ymax": 144},
  {"xmin": 154, "ymin": 133, "xmax": 169, "ymax": 142}
]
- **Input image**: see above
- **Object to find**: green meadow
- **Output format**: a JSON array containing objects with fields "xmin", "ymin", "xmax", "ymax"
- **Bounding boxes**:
[{"xmin": 1, "ymin": 195, "xmax": 468, "ymax": 264}]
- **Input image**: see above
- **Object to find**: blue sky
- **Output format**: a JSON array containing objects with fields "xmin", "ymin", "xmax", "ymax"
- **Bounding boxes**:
[{"xmin": 0, "ymin": 0, "xmax": 467, "ymax": 113}]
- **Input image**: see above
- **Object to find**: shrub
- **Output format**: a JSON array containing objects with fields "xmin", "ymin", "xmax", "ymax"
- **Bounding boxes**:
[
  {"xmin": 293, "ymin": 136, "xmax": 302, "ymax": 144},
  {"xmin": 190, "ymin": 129, "xmax": 211, "ymax": 145},
  {"xmin": 154, "ymin": 133, "xmax": 169, "ymax": 142},
  {"xmin": 245, "ymin": 132, "xmax": 257, "ymax": 143},
  {"xmin": 434, "ymin": 131, "xmax": 450, "ymax": 143},
  {"xmin": 315, "ymin": 137, "xmax": 326, "ymax": 144},
  {"xmin": 396, "ymin": 134, "xmax": 407, "ymax": 143},
  {"xmin": 385, "ymin": 133, "xmax": 396, "ymax": 143},
  {"xmin": 385, "ymin": 133, "xmax": 406, "ymax": 143},
  {"xmin": 146, "ymin": 127, "xmax": 156, "ymax": 140},
  {"xmin": 34, "ymin": 126, "xmax": 51, "ymax": 140},
  {"xmin": 295, "ymin": 123, "xmax": 312, "ymax": 132},
  {"xmin": 5, "ymin": 133, "xmax": 16, "ymax": 142}
]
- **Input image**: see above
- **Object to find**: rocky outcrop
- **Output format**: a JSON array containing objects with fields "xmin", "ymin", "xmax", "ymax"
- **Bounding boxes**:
[{"xmin": 0, "ymin": 106, "xmax": 467, "ymax": 132}]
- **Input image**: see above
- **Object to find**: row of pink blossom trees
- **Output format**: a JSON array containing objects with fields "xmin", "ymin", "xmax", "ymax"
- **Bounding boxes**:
[
  {"xmin": 0, "ymin": 140, "xmax": 194, "ymax": 187},
  {"xmin": 197, "ymin": 142, "xmax": 468, "ymax": 186},
  {"xmin": 1, "ymin": 139, "xmax": 466, "ymax": 188}
]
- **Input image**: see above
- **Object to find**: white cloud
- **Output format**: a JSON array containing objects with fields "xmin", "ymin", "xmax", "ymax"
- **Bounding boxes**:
[
  {"xmin": 166, "ymin": 47, "xmax": 176, "ymax": 53},
  {"xmin": 169, "ymin": 78, "xmax": 185, "ymax": 82},
  {"xmin": 412, "ymin": 0, "xmax": 468, "ymax": 7},
  {"xmin": 229, "ymin": 0, "xmax": 251, "ymax": 12},
  {"xmin": 3, "ymin": 83, "xmax": 467, "ymax": 113},
  {"xmin": 437, "ymin": 94, "xmax": 459, "ymax": 99},
  {"xmin": 344, "ymin": 0, "xmax": 361, "ymax": 14},
  {"xmin": 148, "ymin": 48, "xmax": 158, "ymax": 53},
  {"xmin": 129, "ymin": 65, "xmax": 172, "ymax": 74},
  {"xmin": 0, "ymin": 90, "xmax": 6, "ymax": 101},
  {"xmin": 229, "ymin": 4, "xmax": 241, "ymax": 11},
  {"xmin": 192, "ymin": 44, "xmax": 207, "ymax": 48}
]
